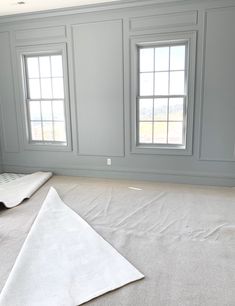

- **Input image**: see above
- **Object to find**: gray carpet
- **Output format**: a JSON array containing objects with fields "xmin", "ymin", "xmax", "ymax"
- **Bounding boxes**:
[{"xmin": 0, "ymin": 176, "xmax": 235, "ymax": 306}]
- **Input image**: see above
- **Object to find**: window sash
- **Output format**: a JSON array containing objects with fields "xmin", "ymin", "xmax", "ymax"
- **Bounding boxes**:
[
  {"xmin": 137, "ymin": 95, "xmax": 187, "ymax": 146},
  {"xmin": 26, "ymin": 98, "xmax": 66, "ymax": 145}
]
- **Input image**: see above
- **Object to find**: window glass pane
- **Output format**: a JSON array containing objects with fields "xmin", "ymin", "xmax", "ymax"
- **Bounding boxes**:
[
  {"xmin": 155, "ymin": 47, "xmax": 169, "ymax": 71},
  {"xmin": 51, "ymin": 55, "xmax": 63, "ymax": 77},
  {"xmin": 139, "ymin": 99, "xmax": 153, "ymax": 121},
  {"xmin": 29, "ymin": 101, "xmax": 41, "ymax": 120},
  {"xmin": 52, "ymin": 78, "xmax": 64, "ymax": 99},
  {"xmin": 169, "ymin": 98, "xmax": 184, "ymax": 121},
  {"xmin": 168, "ymin": 122, "xmax": 183, "ymax": 144},
  {"xmin": 140, "ymin": 73, "xmax": 154, "ymax": 96},
  {"xmin": 139, "ymin": 48, "xmax": 154, "ymax": 72},
  {"xmin": 42, "ymin": 121, "xmax": 53, "ymax": 141},
  {"xmin": 155, "ymin": 72, "xmax": 169, "ymax": 95},
  {"xmin": 54, "ymin": 122, "xmax": 66, "ymax": 141},
  {"xmin": 41, "ymin": 78, "xmax": 52, "ymax": 99},
  {"xmin": 170, "ymin": 45, "xmax": 185, "ymax": 70},
  {"xmin": 27, "ymin": 57, "xmax": 39, "ymax": 78},
  {"xmin": 29, "ymin": 79, "xmax": 41, "ymax": 99},
  {"xmin": 31, "ymin": 122, "xmax": 42, "ymax": 141},
  {"xmin": 169, "ymin": 71, "xmax": 185, "ymax": 95},
  {"xmin": 139, "ymin": 122, "xmax": 152, "ymax": 143},
  {"xmin": 41, "ymin": 100, "xmax": 52, "ymax": 121},
  {"xmin": 154, "ymin": 98, "xmax": 168, "ymax": 121},
  {"xmin": 154, "ymin": 122, "xmax": 167, "ymax": 143},
  {"xmin": 39, "ymin": 56, "xmax": 51, "ymax": 78},
  {"xmin": 52, "ymin": 100, "xmax": 65, "ymax": 121}
]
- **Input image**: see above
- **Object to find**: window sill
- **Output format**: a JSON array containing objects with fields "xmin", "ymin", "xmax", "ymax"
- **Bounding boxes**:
[
  {"xmin": 24, "ymin": 142, "xmax": 72, "ymax": 152},
  {"xmin": 131, "ymin": 144, "xmax": 192, "ymax": 156}
]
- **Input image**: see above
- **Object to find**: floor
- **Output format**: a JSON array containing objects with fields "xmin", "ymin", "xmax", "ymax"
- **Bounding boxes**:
[{"xmin": 0, "ymin": 175, "xmax": 235, "ymax": 305}]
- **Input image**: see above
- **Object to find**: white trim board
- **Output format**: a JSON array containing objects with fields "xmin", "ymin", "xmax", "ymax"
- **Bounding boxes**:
[{"xmin": 2, "ymin": 164, "xmax": 235, "ymax": 187}]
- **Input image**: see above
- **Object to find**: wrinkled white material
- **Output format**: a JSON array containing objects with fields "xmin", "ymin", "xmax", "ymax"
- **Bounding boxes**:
[
  {"xmin": 0, "ymin": 187, "xmax": 144, "ymax": 306},
  {"xmin": 0, "ymin": 172, "xmax": 52, "ymax": 208}
]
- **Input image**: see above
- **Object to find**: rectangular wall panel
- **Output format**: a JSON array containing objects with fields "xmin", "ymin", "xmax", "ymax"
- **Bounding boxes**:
[
  {"xmin": 0, "ymin": 32, "xmax": 19, "ymax": 153},
  {"xmin": 130, "ymin": 11, "xmax": 198, "ymax": 32},
  {"xmin": 15, "ymin": 26, "xmax": 66, "ymax": 44},
  {"xmin": 72, "ymin": 20, "xmax": 124, "ymax": 156},
  {"xmin": 200, "ymin": 8, "xmax": 235, "ymax": 161}
]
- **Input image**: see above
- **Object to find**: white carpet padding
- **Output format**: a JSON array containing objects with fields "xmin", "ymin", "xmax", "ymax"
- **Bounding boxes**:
[
  {"xmin": 0, "ymin": 187, "xmax": 144, "ymax": 306},
  {"xmin": 0, "ymin": 172, "xmax": 52, "ymax": 208},
  {"xmin": 0, "ymin": 173, "xmax": 26, "ymax": 185}
]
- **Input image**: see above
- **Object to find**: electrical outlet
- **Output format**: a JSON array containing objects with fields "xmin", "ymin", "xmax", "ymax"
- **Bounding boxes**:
[{"xmin": 107, "ymin": 158, "xmax": 112, "ymax": 166}]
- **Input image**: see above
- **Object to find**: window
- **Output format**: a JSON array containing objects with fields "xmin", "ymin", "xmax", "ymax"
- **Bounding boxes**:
[
  {"xmin": 138, "ymin": 43, "xmax": 187, "ymax": 146},
  {"xmin": 131, "ymin": 33, "xmax": 196, "ymax": 155},
  {"xmin": 23, "ymin": 52, "xmax": 67, "ymax": 145}
]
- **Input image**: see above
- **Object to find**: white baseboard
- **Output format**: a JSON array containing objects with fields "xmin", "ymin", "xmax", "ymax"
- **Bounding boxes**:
[{"xmin": 2, "ymin": 163, "xmax": 235, "ymax": 187}]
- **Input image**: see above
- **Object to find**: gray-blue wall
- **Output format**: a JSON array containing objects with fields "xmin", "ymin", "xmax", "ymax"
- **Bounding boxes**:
[
  {"xmin": 0, "ymin": 123, "xmax": 2, "ymax": 173},
  {"xmin": 0, "ymin": 0, "xmax": 235, "ymax": 186}
]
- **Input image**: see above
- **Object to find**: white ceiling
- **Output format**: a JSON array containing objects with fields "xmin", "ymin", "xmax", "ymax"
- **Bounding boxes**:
[{"xmin": 0, "ymin": 0, "xmax": 120, "ymax": 16}]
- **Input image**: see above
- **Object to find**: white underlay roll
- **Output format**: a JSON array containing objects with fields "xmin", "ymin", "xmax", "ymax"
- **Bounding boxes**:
[{"xmin": 0, "ymin": 171, "xmax": 52, "ymax": 208}]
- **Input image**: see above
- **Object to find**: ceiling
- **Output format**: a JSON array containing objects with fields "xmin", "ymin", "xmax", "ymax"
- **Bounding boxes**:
[{"xmin": 0, "ymin": 0, "xmax": 120, "ymax": 16}]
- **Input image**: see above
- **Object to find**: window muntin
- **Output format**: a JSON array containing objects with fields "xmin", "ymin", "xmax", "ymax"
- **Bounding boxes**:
[
  {"xmin": 24, "ymin": 54, "xmax": 67, "ymax": 144},
  {"xmin": 137, "ymin": 43, "xmax": 188, "ymax": 146}
]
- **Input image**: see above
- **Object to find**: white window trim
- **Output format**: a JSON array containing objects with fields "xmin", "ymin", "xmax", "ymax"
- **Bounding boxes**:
[
  {"xmin": 16, "ymin": 43, "xmax": 72, "ymax": 152},
  {"xmin": 130, "ymin": 31, "xmax": 197, "ymax": 156}
]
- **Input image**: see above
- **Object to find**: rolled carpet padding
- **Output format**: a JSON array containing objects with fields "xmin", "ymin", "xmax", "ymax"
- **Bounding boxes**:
[
  {"xmin": 0, "ymin": 173, "xmax": 26, "ymax": 185},
  {"xmin": 0, "ymin": 171, "xmax": 52, "ymax": 208},
  {"xmin": 0, "ymin": 187, "xmax": 144, "ymax": 306}
]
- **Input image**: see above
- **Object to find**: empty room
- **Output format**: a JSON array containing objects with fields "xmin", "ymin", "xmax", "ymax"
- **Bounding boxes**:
[{"xmin": 0, "ymin": 0, "xmax": 234, "ymax": 305}]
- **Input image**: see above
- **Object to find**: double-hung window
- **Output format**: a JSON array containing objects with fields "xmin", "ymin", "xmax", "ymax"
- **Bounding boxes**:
[
  {"xmin": 24, "ymin": 53, "xmax": 66, "ymax": 144},
  {"xmin": 18, "ymin": 44, "xmax": 71, "ymax": 150},
  {"xmin": 139, "ymin": 43, "xmax": 187, "ymax": 145},
  {"xmin": 131, "ymin": 33, "xmax": 196, "ymax": 155}
]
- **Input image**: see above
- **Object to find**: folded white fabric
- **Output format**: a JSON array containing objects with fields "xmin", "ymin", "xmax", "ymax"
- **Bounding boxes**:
[
  {"xmin": 0, "ymin": 171, "xmax": 52, "ymax": 208},
  {"xmin": 0, "ymin": 187, "xmax": 144, "ymax": 306}
]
